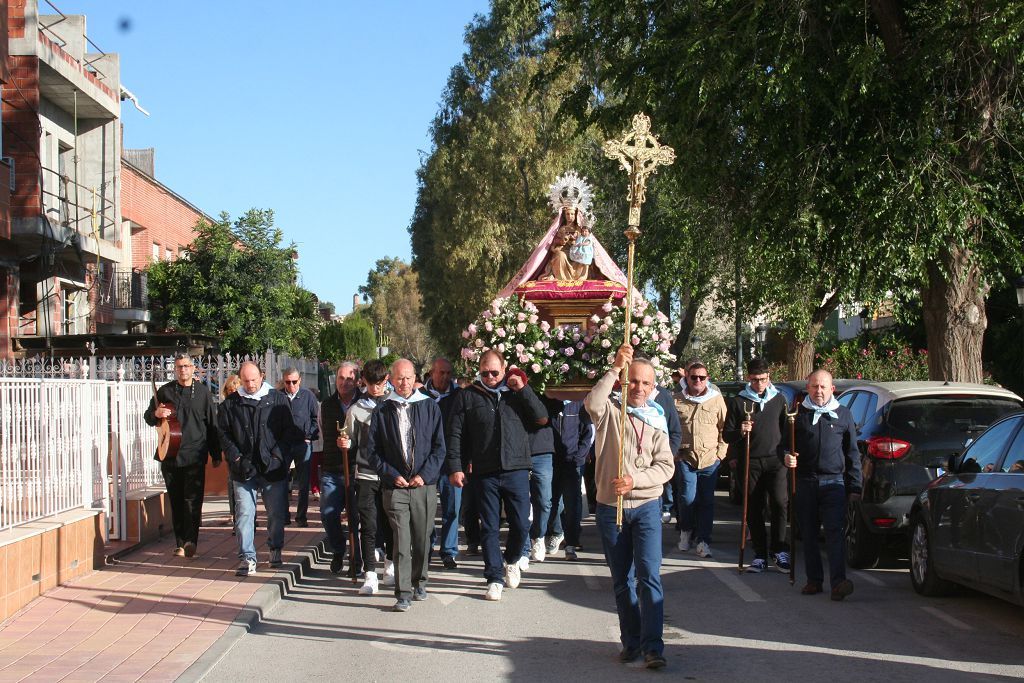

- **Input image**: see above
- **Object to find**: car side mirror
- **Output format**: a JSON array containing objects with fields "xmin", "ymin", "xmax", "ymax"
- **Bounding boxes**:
[{"xmin": 946, "ymin": 453, "xmax": 959, "ymax": 474}]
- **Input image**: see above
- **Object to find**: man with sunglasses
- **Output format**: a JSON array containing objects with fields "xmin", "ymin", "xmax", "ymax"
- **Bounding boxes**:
[
  {"xmin": 723, "ymin": 357, "xmax": 791, "ymax": 573},
  {"xmin": 447, "ymin": 350, "xmax": 548, "ymax": 602},
  {"xmin": 674, "ymin": 361, "xmax": 728, "ymax": 558},
  {"xmin": 281, "ymin": 368, "xmax": 320, "ymax": 527}
]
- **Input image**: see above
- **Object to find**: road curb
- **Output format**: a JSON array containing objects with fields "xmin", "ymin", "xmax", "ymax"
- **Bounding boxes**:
[{"xmin": 177, "ymin": 534, "xmax": 328, "ymax": 683}]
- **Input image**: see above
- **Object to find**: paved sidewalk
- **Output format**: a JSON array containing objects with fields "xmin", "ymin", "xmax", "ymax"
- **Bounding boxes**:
[{"xmin": 0, "ymin": 496, "xmax": 326, "ymax": 682}]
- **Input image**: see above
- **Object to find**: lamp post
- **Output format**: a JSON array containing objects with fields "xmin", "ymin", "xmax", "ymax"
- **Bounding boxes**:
[{"xmin": 754, "ymin": 324, "xmax": 768, "ymax": 359}]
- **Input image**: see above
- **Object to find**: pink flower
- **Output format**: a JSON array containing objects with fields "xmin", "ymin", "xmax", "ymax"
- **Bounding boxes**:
[
  {"xmin": 516, "ymin": 322, "xmax": 527, "ymax": 333},
  {"xmin": 856, "ymin": 372, "xmax": 863, "ymax": 379},
  {"xmin": 559, "ymin": 364, "xmax": 569, "ymax": 373},
  {"xmin": 565, "ymin": 347, "xmax": 575, "ymax": 357},
  {"xmin": 467, "ymin": 323, "xmax": 477, "ymax": 335},
  {"xmin": 643, "ymin": 316, "xmax": 652, "ymax": 326},
  {"xmin": 519, "ymin": 354, "xmax": 529, "ymax": 364},
  {"xmin": 630, "ymin": 323, "xmax": 638, "ymax": 331},
  {"xmin": 515, "ymin": 343, "xmax": 525, "ymax": 352},
  {"xmin": 496, "ymin": 328, "xmax": 507, "ymax": 338},
  {"xmin": 587, "ymin": 369, "xmax": 597, "ymax": 379},
  {"xmin": 497, "ymin": 343, "xmax": 506, "ymax": 352},
  {"xmin": 602, "ymin": 302, "xmax": 613, "ymax": 313},
  {"xmin": 535, "ymin": 341, "xmax": 545, "ymax": 351},
  {"xmin": 601, "ymin": 339, "xmax": 612, "ymax": 348},
  {"xmin": 632, "ymin": 336, "xmax": 640, "ymax": 345},
  {"xmin": 517, "ymin": 312, "xmax": 527, "ymax": 321},
  {"xmin": 599, "ymin": 324, "xmax": 609, "ymax": 333},
  {"xmin": 529, "ymin": 315, "xmax": 538, "ymax": 324},
  {"xmin": 474, "ymin": 339, "xmax": 484, "ymax": 348},
  {"xmin": 604, "ymin": 316, "xmax": 613, "ymax": 325},
  {"xmin": 462, "ymin": 330, "xmax": 471, "ymax": 339},
  {"xmin": 576, "ymin": 342, "xmax": 585, "ymax": 350},
  {"xmin": 861, "ymin": 348, "xmax": 869, "ymax": 357},
  {"xmin": 531, "ymin": 363, "xmax": 542, "ymax": 373},
  {"xmin": 482, "ymin": 310, "xmax": 492, "ymax": 319},
  {"xmin": 540, "ymin": 320, "xmax": 551, "ymax": 332},
  {"xmin": 590, "ymin": 314, "xmax": 601, "ymax": 324},
  {"xmin": 544, "ymin": 359, "xmax": 552, "ymax": 367},
  {"xmin": 461, "ymin": 348, "xmax": 475, "ymax": 359},
  {"xmin": 656, "ymin": 311, "xmax": 668, "ymax": 322},
  {"xmin": 484, "ymin": 321, "xmax": 493, "ymax": 332}
]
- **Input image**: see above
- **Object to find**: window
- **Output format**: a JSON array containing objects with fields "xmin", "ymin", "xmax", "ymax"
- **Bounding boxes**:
[
  {"xmin": 959, "ymin": 418, "xmax": 1019, "ymax": 474},
  {"xmin": 165, "ymin": 247, "xmax": 173, "ymax": 262},
  {"xmin": 999, "ymin": 419, "xmax": 1024, "ymax": 473},
  {"xmin": 152, "ymin": 242, "xmax": 161, "ymax": 261}
]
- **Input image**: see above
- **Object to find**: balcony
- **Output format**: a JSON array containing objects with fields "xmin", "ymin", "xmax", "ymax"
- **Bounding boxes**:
[{"xmin": 112, "ymin": 270, "xmax": 149, "ymax": 324}]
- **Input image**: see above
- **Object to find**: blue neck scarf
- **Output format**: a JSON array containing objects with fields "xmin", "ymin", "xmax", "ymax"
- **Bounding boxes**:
[
  {"xmin": 475, "ymin": 378, "xmax": 508, "ymax": 396},
  {"xmin": 386, "ymin": 390, "xmax": 430, "ymax": 405},
  {"xmin": 613, "ymin": 392, "xmax": 668, "ymax": 434},
  {"xmin": 682, "ymin": 386, "xmax": 721, "ymax": 404},
  {"xmin": 802, "ymin": 395, "xmax": 840, "ymax": 425},
  {"xmin": 739, "ymin": 383, "xmax": 779, "ymax": 409}
]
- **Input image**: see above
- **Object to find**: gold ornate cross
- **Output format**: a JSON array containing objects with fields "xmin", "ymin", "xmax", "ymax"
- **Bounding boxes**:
[{"xmin": 602, "ymin": 113, "xmax": 676, "ymax": 232}]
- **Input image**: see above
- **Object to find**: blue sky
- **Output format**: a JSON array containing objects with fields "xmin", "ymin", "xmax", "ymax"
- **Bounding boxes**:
[{"xmin": 70, "ymin": 1, "xmax": 488, "ymax": 314}]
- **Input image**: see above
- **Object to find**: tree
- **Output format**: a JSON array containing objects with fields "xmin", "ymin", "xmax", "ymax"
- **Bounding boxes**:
[
  {"xmin": 147, "ymin": 209, "xmax": 322, "ymax": 356},
  {"xmin": 358, "ymin": 257, "xmax": 437, "ymax": 365},
  {"xmin": 319, "ymin": 313, "xmax": 376, "ymax": 364}
]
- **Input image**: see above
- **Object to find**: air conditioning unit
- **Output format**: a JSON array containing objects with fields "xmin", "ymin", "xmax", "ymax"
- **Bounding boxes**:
[{"xmin": 0, "ymin": 156, "xmax": 13, "ymax": 191}]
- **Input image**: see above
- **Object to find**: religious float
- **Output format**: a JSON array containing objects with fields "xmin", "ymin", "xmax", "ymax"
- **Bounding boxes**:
[{"xmin": 460, "ymin": 114, "xmax": 678, "ymax": 399}]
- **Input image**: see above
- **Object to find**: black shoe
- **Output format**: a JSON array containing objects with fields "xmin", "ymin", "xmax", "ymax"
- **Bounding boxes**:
[
  {"xmin": 330, "ymin": 554, "xmax": 344, "ymax": 574},
  {"xmin": 182, "ymin": 541, "xmax": 196, "ymax": 558},
  {"xmin": 296, "ymin": 518, "xmax": 308, "ymax": 528},
  {"xmin": 466, "ymin": 544, "xmax": 480, "ymax": 556},
  {"xmin": 413, "ymin": 586, "xmax": 428, "ymax": 601},
  {"xmin": 644, "ymin": 652, "xmax": 667, "ymax": 670},
  {"xmin": 393, "ymin": 598, "xmax": 411, "ymax": 612},
  {"xmin": 442, "ymin": 556, "xmax": 458, "ymax": 570},
  {"xmin": 619, "ymin": 648, "xmax": 641, "ymax": 663}
]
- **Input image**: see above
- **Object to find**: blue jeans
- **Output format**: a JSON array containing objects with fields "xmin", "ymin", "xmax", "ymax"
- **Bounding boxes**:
[
  {"xmin": 234, "ymin": 475, "xmax": 288, "ymax": 561},
  {"xmin": 473, "ymin": 469, "xmax": 531, "ymax": 585},
  {"xmin": 527, "ymin": 453, "xmax": 554, "ymax": 548},
  {"xmin": 435, "ymin": 473, "xmax": 462, "ymax": 559},
  {"xmin": 293, "ymin": 442, "xmax": 312, "ymax": 522},
  {"xmin": 319, "ymin": 471, "xmax": 347, "ymax": 555},
  {"xmin": 796, "ymin": 478, "xmax": 848, "ymax": 588},
  {"xmin": 676, "ymin": 459, "xmax": 721, "ymax": 543},
  {"xmin": 596, "ymin": 500, "xmax": 665, "ymax": 657},
  {"xmin": 549, "ymin": 460, "xmax": 584, "ymax": 546}
]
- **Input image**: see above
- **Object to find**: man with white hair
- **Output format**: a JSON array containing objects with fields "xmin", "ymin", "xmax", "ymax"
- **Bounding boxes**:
[{"xmin": 585, "ymin": 344, "xmax": 675, "ymax": 670}]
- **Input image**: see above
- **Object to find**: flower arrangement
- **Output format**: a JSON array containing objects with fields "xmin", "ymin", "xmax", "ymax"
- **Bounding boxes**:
[
  {"xmin": 461, "ymin": 296, "xmax": 677, "ymax": 391},
  {"xmin": 815, "ymin": 335, "xmax": 928, "ymax": 382}
]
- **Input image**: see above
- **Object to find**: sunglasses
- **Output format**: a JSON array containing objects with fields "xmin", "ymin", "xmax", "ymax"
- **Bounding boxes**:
[
  {"xmin": 284, "ymin": 379, "xmax": 300, "ymax": 385},
  {"xmin": 480, "ymin": 371, "xmax": 501, "ymax": 378},
  {"xmin": 689, "ymin": 375, "xmax": 708, "ymax": 381}
]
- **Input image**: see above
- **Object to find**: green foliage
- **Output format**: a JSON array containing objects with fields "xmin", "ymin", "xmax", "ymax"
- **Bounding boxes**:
[
  {"xmin": 146, "ymin": 210, "xmax": 321, "ymax": 356},
  {"xmin": 319, "ymin": 313, "xmax": 376, "ymax": 364},
  {"xmin": 358, "ymin": 257, "xmax": 437, "ymax": 365},
  {"xmin": 815, "ymin": 335, "xmax": 929, "ymax": 382}
]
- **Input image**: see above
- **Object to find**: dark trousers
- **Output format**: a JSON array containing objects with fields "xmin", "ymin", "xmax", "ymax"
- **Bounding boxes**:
[
  {"xmin": 473, "ymin": 469, "xmax": 530, "ymax": 585},
  {"xmin": 746, "ymin": 456, "xmax": 789, "ymax": 559},
  {"xmin": 462, "ymin": 474, "xmax": 481, "ymax": 547},
  {"xmin": 384, "ymin": 485, "xmax": 436, "ymax": 600},
  {"xmin": 357, "ymin": 478, "xmax": 393, "ymax": 573},
  {"xmin": 584, "ymin": 456, "xmax": 598, "ymax": 512},
  {"xmin": 550, "ymin": 459, "xmax": 585, "ymax": 546},
  {"xmin": 161, "ymin": 461, "xmax": 207, "ymax": 548},
  {"xmin": 795, "ymin": 478, "xmax": 847, "ymax": 588}
]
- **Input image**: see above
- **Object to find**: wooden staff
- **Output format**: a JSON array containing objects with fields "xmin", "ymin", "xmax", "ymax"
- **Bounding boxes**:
[
  {"xmin": 738, "ymin": 401, "xmax": 754, "ymax": 572},
  {"xmin": 615, "ymin": 231, "xmax": 639, "ymax": 529},
  {"xmin": 786, "ymin": 406, "xmax": 799, "ymax": 586},
  {"xmin": 337, "ymin": 421, "xmax": 358, "ymax": 582}
]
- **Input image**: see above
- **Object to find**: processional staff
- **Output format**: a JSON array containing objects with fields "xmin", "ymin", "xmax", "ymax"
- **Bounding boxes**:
[{"xmin": 602, "ymin": 113, "xmax": 675, "ymax": 530}]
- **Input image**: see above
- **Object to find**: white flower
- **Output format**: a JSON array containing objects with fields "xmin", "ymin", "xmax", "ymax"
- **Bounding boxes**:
[
  {"xmin": 601, "ymin": 339, "xmax": 611, "ymax": 348},
  {"xmin": 484, "ymin": 321, "xmax": 493, "ymax": 332},
  {"xmin": 516, "ymin": 322, "xmax": 527, "ymax": 333},
  {"xmin": 497, "ymin": 343, "xmax": 506, "ymax": 352},
  {"xmin": 590, "ymin": 314, "xmax": 600, "ymax": 324},
  {"xmin": 604, "ymin": 316, "xmax": 613, "ymax": 326},
  {"xmin": 532, "ymin": 363, "xmax": 542, "ymax": 373},
  {"xmin": 515, "ymin": 343, "xmax": 525, "ymax": 352},
  {"xmin": 517, "ymin": 312, "xmax": 527, "ymax": 321},
  {"xmin": 535, "ymin": 341, "xmax": 545, "ymax": 351},
  {"xmin": 540, "ymin": 320, "xmax": 551, "ymax": 332},
  {"xmin": 599, "ymin": 324, "xmax": 609, "ymax": 333},
  {"xmin": 601, "ymin": 302, "xmax": 613, "ymax": 312},
  {"xmin": 529, "ymin": 314, "xmax": 538, "ymax": 324},
  {"xmin": 474, "ymin": 338, "xmax": 484, "ymax": 348},
  {"xmin": 565, "ymin": 347, "xmax": 574, "ymax": 357}
]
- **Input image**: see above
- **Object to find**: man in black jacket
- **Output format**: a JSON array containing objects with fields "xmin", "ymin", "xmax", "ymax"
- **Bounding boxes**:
[
  {"xmin": 367, "ymin": 359, "xmax": 446, "ymax": 612},
  {"xmin": 447, "ymin": 350, "xmax": 548, "ymax": 602},
  {"xmin": 281, "ymin": 368, "xmax": 320, "ymax": 527},
  {"xmin": 320, "ymin": 362, "xmax": 361, "ymax": 575},
  {"xmin": 144, "ymin": 353, "xmax": 220, "ymax": 559},
  {"xmin": 420, "ymin": 358, "xmax": 462, "ymax": 569},
  {"xmin": 783, "ymin": 369, "xmax": 863, "ymax": 600},
  {"xmin": 545, "ymin": 397, "xmax": 594, "ymax": 560},
  {"xmin": 723, "ymin": 357, "xmax": 791, "ymax": 573},
  {"xmin": 219, "ymin": 361, "xmax": 300, "ymax": 577}
]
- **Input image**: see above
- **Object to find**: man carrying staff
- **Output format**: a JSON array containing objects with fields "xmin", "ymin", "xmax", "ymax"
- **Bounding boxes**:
[
  {"xmin": 219, "ymin": 361, "xmax": 299, "ymax": 576},
  {"xmin": 447, "ymin": 350, "xmax": 548, "ymax": 602},
  {"xmin": 367, "ymin": 359, "xmax": 446, "ymax": 612},
  {"xmin": 585, "ymin": 344, "xmax": 675, "ymax": 670},
  {"xmin": 319, "ymin": 362, "xmax": 361, "ymax": 575},
  {"xmin": 144, "ymin": 353, "xmax": 221, "ymax": 559},
  {"xmin": 723, "ymin": 357, "xmax": 791, "ymax": 573},
  {"xmin": 783, "ymin": 369, "xmax": 862, "ymax": 601}
]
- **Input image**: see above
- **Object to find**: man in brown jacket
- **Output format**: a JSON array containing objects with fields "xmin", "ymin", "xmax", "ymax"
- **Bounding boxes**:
[
  {"xmin": 674, "ymin": 361, "xmax": 728, "ymax": 558},
  {"xmin": 585, "ymin": 344, "xmax": 675, "ymax": 670}
]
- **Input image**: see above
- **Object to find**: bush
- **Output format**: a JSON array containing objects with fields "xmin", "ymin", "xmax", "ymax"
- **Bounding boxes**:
[{"xmin": 815, "ymin": 334, "xmax": 928, "ymax": 381}]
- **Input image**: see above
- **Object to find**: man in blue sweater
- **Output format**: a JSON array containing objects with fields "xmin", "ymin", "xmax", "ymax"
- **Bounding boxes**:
[{"xmin": 783, "ymin": 369, "xmax": 862, "ymax": 601}]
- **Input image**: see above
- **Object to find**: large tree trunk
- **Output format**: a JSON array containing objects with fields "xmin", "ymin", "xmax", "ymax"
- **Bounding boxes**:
[
  {"xmin": 670, "ymin": 289, "xmax": 701, "ymax": 359},
  {"xmin": 920, "ymin": 242, "xmax": 988, "ymax": 382},
  {"xmin": 783, "ymin": 323, "xmax": 821, "ymax": 381}
]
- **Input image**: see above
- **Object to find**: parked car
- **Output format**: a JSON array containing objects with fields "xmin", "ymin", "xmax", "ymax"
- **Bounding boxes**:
[
  {"xmin": 908, "ymin": 411, "xmax": 1024, "ymax": 605},
  {"xmin": 837, "ymin": 381, "xmax": 1023, "ymax": 568}
]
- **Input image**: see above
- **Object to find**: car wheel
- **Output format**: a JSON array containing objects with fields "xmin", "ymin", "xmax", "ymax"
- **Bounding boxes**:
[
  {"xmin": 846, "ymin": 501, "xmax": 880, "ymax": 569},
  {"xmin": 909, "ymin": 513, "xmax": 954, "ymax": 596}
]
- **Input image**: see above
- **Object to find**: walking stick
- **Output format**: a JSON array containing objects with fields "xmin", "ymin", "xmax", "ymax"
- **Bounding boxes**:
[
  {"xmin": 337, "ymin": 421, "xmax": 358, "ymax": 582},
  {"xmin": 786, "ymin": 407, "xmax": 799, "ymax": 586},
  {"xmin": 738, "ymin": 401, "xmax": 753, "ymax": 572},
  {"xmin": 615, "ymin": 233, "xmax": 638, "ymax": 531}
]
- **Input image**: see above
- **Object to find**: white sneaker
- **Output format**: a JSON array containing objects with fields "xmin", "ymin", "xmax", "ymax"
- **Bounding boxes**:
[
  {"xmin": 546, "ymin": 533, "xmax": 564, "ymax": 555},
  {"xmin": 696, "ymin": 541, "xmax": 712, "ymax": 558},
  {"xmin": 747, "ymin": 558, "xmax": 766, "ymax": 573},
  {"xmin": 382, "ymin": 560, "xmax": 395, "ymax": 586},
  {"xmin": 484, "ymin": 582, "xmax": 503, "ymax": 601},
  {"xmin": 236, "ymin": 558, "xmax": 257, "ymax": 577},
  {"xmin": 529, "ymin": 538, "xmax": 546, "ymax": 563},
  {"xmin": 359, "ymin": 571, "xmax": 379, "ymax": 595},
  {"xmin": 677, "ymin": 530, "xmax": 692, "ymax": 552},
  {"xmin": 504, "ymin": 561, "xmax": 522, "ymax": 589},
  {"xmin": 518, "ymin": 555, "xmax": 530, "ymax": 572}
]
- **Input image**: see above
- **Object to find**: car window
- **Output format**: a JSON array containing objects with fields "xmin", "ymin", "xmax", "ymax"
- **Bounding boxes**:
[
  {"xmin": 863, "ymin": 394, "xmax": 878, "ymax": 424},
  {"xmin": 886, "ymin": 397, "xmax": 1023, "ymax": 450},
  {"xmin": 848, "ymin": 392, "xmax": 872, "ymax": 427},
  {"xmin": 999, "ymin": 419, "xmax": 1024, "ymax": 473},
  {"xmin": 838, "ymin": 392, "xmax": 856, "ymax": 407},
  {"xmin": 959, "ymin": 418, "xmax": 1019, "ymax": 474}
]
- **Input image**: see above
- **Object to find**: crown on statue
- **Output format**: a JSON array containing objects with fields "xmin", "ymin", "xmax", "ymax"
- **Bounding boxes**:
[{"xmin": 548, "ymin": 170, "xmax": 594, "ymax": 216}]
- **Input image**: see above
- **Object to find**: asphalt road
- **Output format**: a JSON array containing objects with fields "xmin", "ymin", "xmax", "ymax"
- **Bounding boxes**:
[{"xmin": 200, "ymin": 492, "xmax": 1024, "ymax": 682}]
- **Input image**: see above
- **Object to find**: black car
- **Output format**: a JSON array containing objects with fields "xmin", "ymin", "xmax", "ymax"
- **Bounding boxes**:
[
  {"xmin": 909, "ymin": 411, "xmax": 1024, "ymax": 605},
  {"xmin": 838, "ymin": 382, "xmax": 1023, "ymax": 568}
]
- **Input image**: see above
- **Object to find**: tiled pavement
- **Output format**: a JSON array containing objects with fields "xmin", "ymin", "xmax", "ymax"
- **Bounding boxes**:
[{"xmin": 0, "ymin": 498, "xmax": 326, "ymax": 682}]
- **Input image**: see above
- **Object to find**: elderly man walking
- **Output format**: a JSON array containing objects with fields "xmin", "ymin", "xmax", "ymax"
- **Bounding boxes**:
[
  {"xmin": 281, "ymin": 367, "xmax": 320, "ymax": 527},
  {"xmin": 219, "ymin": 361, "xmax": 300, "ymax": 576},
  {"xmin": 367, "ymin": 359, "xmax": 446, "ymax": 612},
  {"xmin": 585, "ymin": 344, "xmax": 675, "ymax": 670},
  {"xmin": 319, "ymin": 362, "xmax": 362, "ymax": 575}
]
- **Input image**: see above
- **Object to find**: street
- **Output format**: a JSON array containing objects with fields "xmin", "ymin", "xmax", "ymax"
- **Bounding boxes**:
[{"xmin": 200, "ymin": 492, "xmax": 1024, "ymax": 682}]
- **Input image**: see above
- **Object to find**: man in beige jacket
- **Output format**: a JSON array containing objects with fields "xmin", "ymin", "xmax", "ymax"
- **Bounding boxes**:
[
  {"xmin": 585, "ymin": 344, "xmax": 675, "ymax": 670},
  {"xmin": 674, "ymin": 361, "xmax": 728, "ymax": 558}
]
